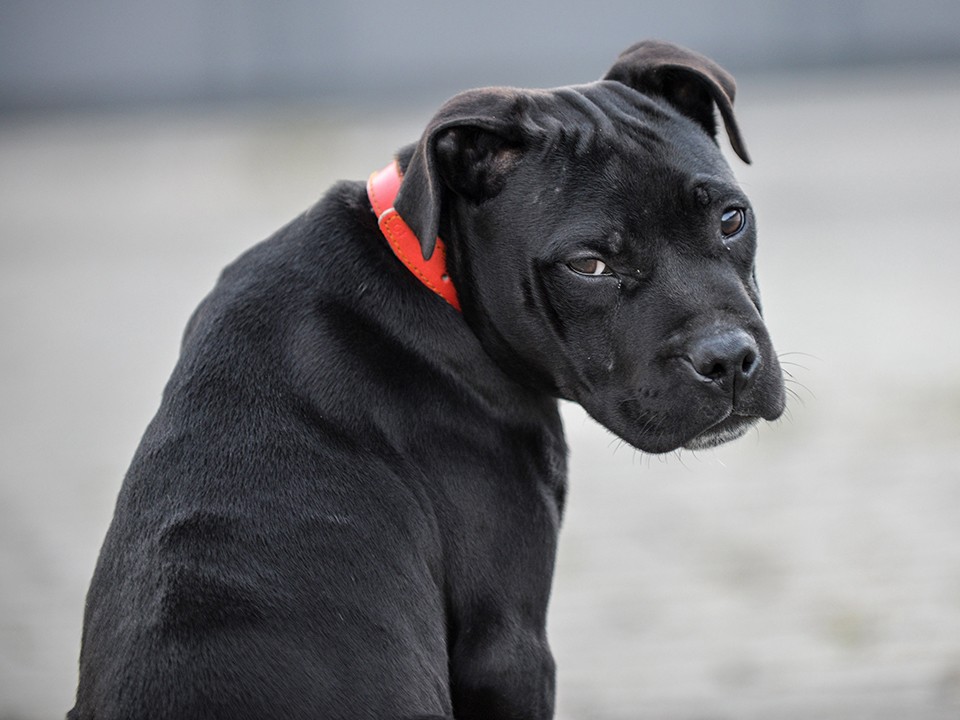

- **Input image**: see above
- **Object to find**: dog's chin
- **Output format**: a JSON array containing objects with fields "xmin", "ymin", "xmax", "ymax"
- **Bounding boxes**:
[
  {"xmin": 605, "ymin": 414, "xmax": 759, "ymax": 455},
  {"xmin": 682, "ymin": 414, "xmax": 759, "ymax": 451}
]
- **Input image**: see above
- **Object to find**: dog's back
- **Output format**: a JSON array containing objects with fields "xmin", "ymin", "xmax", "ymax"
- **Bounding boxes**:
[{"xmin": 72, "ymin": 184, "xmax": 483, "ymax": 718}]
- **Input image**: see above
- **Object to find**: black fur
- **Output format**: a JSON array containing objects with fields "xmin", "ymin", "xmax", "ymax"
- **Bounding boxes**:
[{"xmin": 71, "ymin": 40, "xmax": 785, "ymax": 719}]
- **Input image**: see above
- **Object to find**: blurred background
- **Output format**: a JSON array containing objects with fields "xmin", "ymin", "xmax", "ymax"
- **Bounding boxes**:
[{"xmin": 2, "ymin": 1, "xmax": 960, "ymax": 718}]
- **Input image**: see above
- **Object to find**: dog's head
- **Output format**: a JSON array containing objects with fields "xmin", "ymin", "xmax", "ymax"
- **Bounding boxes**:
[{"xmin": 395, "ymin": 40, "xmax": 786, "ymax": 453}]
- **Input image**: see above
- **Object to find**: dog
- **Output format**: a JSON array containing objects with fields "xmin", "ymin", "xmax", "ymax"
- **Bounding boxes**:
[{"xmin": 70, "ymin": 40, "xmax": 785, "ymax": 720}]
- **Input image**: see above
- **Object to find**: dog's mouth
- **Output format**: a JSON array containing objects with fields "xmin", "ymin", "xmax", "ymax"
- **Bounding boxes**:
[
  {"xmin": 682, "ymin": 413, "xmax": 759, "ymax": 450},
  {"xmin": 601, "ymin": 398, "xmax": 766, "ymax": 454}
]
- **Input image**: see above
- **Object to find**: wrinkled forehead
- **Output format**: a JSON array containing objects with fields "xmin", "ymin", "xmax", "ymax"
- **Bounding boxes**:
[{"xmin": 521, "ymin": 80, "xmax": 726, "ymax": 171}]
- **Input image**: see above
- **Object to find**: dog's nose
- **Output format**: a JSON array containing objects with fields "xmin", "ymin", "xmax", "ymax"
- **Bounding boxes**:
[{"xmin": 685, "ymin": 329, "xmax": 760, "ymax": 394}]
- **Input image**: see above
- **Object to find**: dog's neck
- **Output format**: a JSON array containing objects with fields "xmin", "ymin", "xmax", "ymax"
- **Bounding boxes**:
[{"xmin": 366, "ymin": 161, "xmax": 461, "ymax": 311}]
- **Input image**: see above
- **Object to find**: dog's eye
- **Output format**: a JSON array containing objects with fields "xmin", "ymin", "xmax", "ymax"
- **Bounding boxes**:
[
  {"xmin": 721, "ymin": 208, "xmax": 746, "ymax": 237},
  {"xmin": 568, "ymin": 258, "xmax": 613, "ymax": 276}
]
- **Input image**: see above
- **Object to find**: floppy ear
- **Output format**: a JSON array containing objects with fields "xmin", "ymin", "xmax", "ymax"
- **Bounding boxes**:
[
  {"xmin": 604, "ymin": 39, "xmax": 750, "ymax": 163},
  {"xmin": 394, "ymin": 88, "xmax": 526, "ymax": 260}
]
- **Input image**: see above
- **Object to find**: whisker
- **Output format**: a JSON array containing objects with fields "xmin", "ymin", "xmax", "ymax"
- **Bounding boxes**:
[
  {"xmin": 778, "ymin": 351, "xmax": 822, "ymax": 362},
  {"xmin": 784, "ymin": 377, "xmax": 815, "ymax": 400},
  {"xmin": 785, "ymin": 385, "xmax": 806, "ymax": 407},
  {"xmin": 779, "ymin": 404, "xmax": 796, "ymax": 424},
  {"xmin": 784, "ymin": 377, "xmax": 810, "ymax": 390}
]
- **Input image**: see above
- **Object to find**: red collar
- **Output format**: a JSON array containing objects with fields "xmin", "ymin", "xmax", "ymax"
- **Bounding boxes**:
[{"xmin": 366, "ymin": 161, "xmax": 461, "ymax": 311}]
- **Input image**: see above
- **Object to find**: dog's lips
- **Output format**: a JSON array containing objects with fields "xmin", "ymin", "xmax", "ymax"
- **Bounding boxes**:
[{"xmin": 682, "ymin": 413, "xmax": 758, "ymax": 450}]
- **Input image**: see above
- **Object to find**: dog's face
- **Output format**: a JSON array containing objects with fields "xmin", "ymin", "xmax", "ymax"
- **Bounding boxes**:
[{"xmin": 396, "ymin": 41, "xmax": 786, "ymax": 453}]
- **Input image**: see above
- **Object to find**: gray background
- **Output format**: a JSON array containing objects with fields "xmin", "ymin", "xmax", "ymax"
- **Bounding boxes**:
[
  {"xmin": 4, "ymin": 0, "xmax": 960, "ymax": 110},
  {"xmin": 2, "ymin": 2, "xmax": 960, "ymax": 719}
]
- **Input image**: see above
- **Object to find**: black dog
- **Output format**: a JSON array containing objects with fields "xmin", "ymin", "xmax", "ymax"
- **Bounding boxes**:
[{"xmin": 70, "ymin": 40, "xmax": 785, "ymax": 720}]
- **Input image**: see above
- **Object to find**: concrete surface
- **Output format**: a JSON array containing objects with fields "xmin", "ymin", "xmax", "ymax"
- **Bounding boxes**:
[{"xmin": 1, "ymin": 64, "xmax": 959, "ymax": 719}]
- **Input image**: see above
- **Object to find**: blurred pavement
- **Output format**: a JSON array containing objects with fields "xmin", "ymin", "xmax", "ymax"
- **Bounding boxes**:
[{"xmin": 1, "ymin": 65, "xmax": 959, "ymax": 719}]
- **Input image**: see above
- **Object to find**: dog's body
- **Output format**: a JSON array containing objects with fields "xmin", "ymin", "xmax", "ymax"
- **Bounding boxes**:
[{"xmin": 71, "ymin": 41, "xmax": 785, "ymax": 719}]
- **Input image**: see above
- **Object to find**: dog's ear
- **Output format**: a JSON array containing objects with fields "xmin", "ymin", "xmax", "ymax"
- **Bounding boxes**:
[
  {"xmin": 394, "ymin": 88, "xmax": 526, "ymax": 260},
  {"xmin": 604, "ymin": 39, "xmax": 750, "ymax": 164}
]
